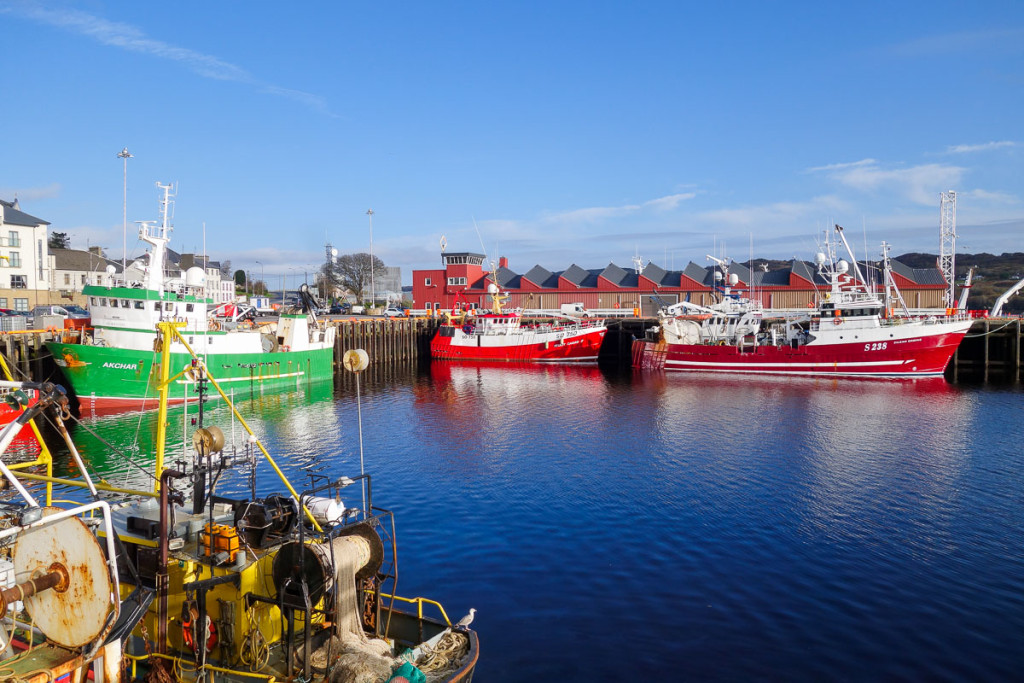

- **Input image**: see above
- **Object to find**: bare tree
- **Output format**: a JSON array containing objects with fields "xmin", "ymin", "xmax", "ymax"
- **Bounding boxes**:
[{"xmin": 334, "ymin": 252, "xmax": 385, "ymax": 302}]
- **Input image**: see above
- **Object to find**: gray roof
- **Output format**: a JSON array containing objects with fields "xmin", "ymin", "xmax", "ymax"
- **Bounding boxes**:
[
  {"xmin": 911, "ymin": 268, "xmax": 946, "ymax": 286},
  {"xmin": 179, "ymin": 253, "xmax": 222, "ymax": 271},
  {"xmin": 597, "ymin": 263, "xmax": 629, "ymax": 287},
  {"xmin": 0, "ymin": 199, "xmax": 49, "ymax": 227},
  {"xmin": 523, "ymin": 264, "xmax": 560, "ymax": 288},
  {"xmin": 495, "ymin": 266, "xmax": 521, "ymax": 289},
  {"xmin": 52, "ymin": 248, "xmax": 122, "ymax": 272},
  {"xmin": 640, "ymin": 263, "xmax": 670, "ymax": 286},
  {"xmin": 682, "ymin": 262, "xmax": 709, "ymax": 285},
  {"xmin": 562, "ymin": 264, "xmax": 593, "ymax": 287}
]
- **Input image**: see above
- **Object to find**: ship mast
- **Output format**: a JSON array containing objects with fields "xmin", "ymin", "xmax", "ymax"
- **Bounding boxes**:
[{"xmin": 137, "ymin": 182, "xmax": 174, "ymax": 294}]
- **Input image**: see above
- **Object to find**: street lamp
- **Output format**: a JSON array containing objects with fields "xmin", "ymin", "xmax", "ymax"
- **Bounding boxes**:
[
  {"xmin": 367, "ymin": 209, "xmax": 374, "ymax": 308},
  {"xmin": 255, "ymin": 260, "xmax": 264, "ymax": 296},
  {"xmin": 117, "ymin": 147, "xmax": 133, "ymax": 281}
]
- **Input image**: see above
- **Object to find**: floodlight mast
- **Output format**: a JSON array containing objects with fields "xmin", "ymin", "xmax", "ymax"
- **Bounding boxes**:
[{"xmin": 940, "ymin": 191, "xmax": 957, "ymax": 309}]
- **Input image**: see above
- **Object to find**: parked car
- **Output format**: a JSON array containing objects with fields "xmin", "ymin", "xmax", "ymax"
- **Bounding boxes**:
[
  {"xmin": 382, "ymin": 306, "xmax": 405, "ymax": 318},
  {"xmin": 329, "ymin": 302, "xmax": 351, "ymax": 315},
  {"xmin": 31, "ymin": 304, "xmax": 90, "ymax": 319},
  {"xmin": 350, "ymin": 304, "xmax": 365, "ymax": 315}
]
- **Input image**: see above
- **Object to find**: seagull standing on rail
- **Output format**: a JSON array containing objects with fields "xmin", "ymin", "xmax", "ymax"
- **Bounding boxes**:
[{"xmin": 455, "ymin": 608, "xmax": 476, "ymax": 630}]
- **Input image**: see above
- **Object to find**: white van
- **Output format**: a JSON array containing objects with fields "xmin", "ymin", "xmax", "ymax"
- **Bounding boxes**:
[{"xmin": 559, "ymin": 302, "xmax": 590, "ymax": 317}]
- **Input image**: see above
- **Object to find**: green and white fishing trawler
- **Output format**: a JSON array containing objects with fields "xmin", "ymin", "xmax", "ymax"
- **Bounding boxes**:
[{"xmin": 47, "ymin": 183, "xmax": 336, "ymax": 415}]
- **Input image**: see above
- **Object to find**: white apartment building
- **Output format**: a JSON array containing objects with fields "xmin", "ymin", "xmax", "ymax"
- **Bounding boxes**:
[{"xmin": 0, "ymin": 199, "xmax": 52, "ymax": 311}]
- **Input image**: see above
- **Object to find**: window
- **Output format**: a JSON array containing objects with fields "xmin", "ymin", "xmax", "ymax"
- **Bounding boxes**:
[
  {"xmin": 186, "ymin": 303, "xmax": 194, "ymax": 313},
  {"xmin": 164, "ymin": 302, "xmax": 174, "ymax": 312},
  {"xmin": 7, "ymin": 231, "xmax": 17, "ymax": 247},
  {"xmin": 121, "ymin": 300, "xmax": 129, "ymax": 308},
  {"xmin": 447, "ymin": 277, "xmax": 467, "ymax": 286},
  {"xmin": 10, "ymin": 275, "xmax": 26, "ymax": 289},
  {"xmin": 64, "ymin": 274, "xmax": 71, "ymax": 285},
  {"xmin": 81, "ymin": 275, "xmax": 86, "ymax": 285},
  {"xmin": 8, "ymin": 252, "xmax": 20, "ymax": 268},
  {"xmin": 134, "ymin": 301, "xmax": 145, "ymax": 310},
  {"xmin": 424, "ymin": 277, "xmax": 432, "ymax": 286},
  {"xmin": 110, "ymin": 299, "xmax": 118, "ymax": 308},
  {"xmin": 13, "ymin": 298, "xmax": 27, "ymax": 312},
  {"xmin": 0, "ymin": 298, "xmax": 7, "ymax": 308}
]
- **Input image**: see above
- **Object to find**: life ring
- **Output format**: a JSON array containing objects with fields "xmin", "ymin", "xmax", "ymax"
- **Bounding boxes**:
[
  {"xmin": 833, "ymin": 317, "xmax": 843, "ymax": 325},
  {"xmin": 614, "ymin": 302, "xmax": 620, "ymax": 309}
]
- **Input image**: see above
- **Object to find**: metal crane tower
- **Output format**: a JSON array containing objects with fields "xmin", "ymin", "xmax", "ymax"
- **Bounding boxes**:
[{"xmin": 939, "ymin": 190, "xmax": 957, "ymax": 308}]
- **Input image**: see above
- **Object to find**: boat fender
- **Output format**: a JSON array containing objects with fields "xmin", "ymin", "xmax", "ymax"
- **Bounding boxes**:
[
  {"xmin": 718, "ymin": 340, "xmax": 727, "ymax": 346},
  {"xmin": 833, "ymin": 317, "xmax": 843, "ymax": 325}
]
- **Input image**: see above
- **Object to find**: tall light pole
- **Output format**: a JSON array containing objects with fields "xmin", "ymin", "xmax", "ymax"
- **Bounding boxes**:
[
  {"xmin": 256, "ymin": 260, "xmax": 264, "ymax": 296},
  {"xmin": 117, "ymin": 147, "xmax": 133, "ymax": 281},
  {"xmin": 367, "ymin": 209, "xmax": 374, "ymax": 307}
]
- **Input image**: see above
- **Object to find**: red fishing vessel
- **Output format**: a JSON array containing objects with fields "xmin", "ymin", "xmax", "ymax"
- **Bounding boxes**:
[
  {"xmin": 431, "ymin": 284, "xmax": 607, "ymax": 362},
  {"xmin": 633, "ymin": 226, "xmax": 972, "ymax": 378}
]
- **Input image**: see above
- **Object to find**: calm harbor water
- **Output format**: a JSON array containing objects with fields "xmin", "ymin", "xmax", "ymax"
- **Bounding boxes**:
[{"xmin": 52, "ymin": 365, "xmax": 1024, "ymax": 681}]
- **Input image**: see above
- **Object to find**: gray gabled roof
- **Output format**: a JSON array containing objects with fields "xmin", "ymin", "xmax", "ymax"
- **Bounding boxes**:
[
  {"xmin": 562, "ymin": 264, "xmax": 593, "ymax": 287},
  {"xmin": 641, "ymin": 263, "xmax": 667, "ymax": 284},
  {"xmin": 52, "ymin": 248, "xmax": 122, "ymax": 272},
  {"xmin": 911, "ymin": 267, "xmax": 946, "ymax": 286},
  {"xmin": 597, "ymin": 263, "xmax": 631, "ymax": 287},
  {"xmin": 495, "ymin": 266, "xmax": 521, "ymax": 289},
  {"xmin": 682, "ymin": 262, "xmax": 709, "ymax": 285},
  {"xmin": 522, "ymin": 264, "xmax": 556, "ymax": 287},
  {"xmin": 180, "ymin": 254, "xmax": 222, "ymax": 271},
  {"xmin": 790, "ymin": 259, "xmax": 820, "ymax": 285},
  {"xmin": 752, "ymin": 268, "xmax": 793, "ymax": 286},
  {"xmin": 0, "ymin": 199, "xmax": 49, "ymax": 227}
]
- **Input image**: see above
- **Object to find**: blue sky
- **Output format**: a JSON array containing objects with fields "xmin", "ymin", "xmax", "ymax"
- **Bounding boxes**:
[{"xmin": 2, "ymin": 1, "xmax": 1022, "ymax": 287}]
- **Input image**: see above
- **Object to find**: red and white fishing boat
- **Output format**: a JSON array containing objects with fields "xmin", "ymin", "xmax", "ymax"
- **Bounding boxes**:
[
  {"xmin": 633, "ymin": 225, "xmax": 973, "ymax": 378},
  {"xmin": 431, "ymin": 284, "xmax": 607, "ymax": 362}
]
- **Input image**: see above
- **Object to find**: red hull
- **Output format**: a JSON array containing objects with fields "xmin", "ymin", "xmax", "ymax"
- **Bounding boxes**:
[
  {"xmin": 633, "ymin": 329, "xmax": 968, "ymax": 377},
  {"xmin": 431, "ymin": 327, "xmax": 606, "ymax": 363}
]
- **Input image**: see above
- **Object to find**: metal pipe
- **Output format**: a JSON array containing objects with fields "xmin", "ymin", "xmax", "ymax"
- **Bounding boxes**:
[{"xmin": 157, "ymin": 468, "xmax": 185, "ymax": 655}]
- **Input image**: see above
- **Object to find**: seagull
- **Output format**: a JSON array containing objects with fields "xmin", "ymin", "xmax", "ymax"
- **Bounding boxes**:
[{"xmin": 455, "ymin": 608, "xmax": 476, "ymax": 630}]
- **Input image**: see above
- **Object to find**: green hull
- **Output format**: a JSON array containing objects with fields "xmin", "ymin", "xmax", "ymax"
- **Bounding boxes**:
[{"xmin": 47, "ymin": 341, "xmax": 334, "ymax": 415}]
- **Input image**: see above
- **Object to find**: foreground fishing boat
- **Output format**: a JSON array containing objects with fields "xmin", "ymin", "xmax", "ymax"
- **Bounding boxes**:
[
  {"xmin": 2, "ymin": 323, "xmax": 478, "ymax": 682},
  {"xmin": 46, "ymin": 183, "xmax": 335, "ymax": 415},
  {"xmin": 431, "ymin": 283, "xmax": 607, "ymax": 362},
  {"xmin": 633, "ymin": 226, "xmax": 973, "ymax": 377}
]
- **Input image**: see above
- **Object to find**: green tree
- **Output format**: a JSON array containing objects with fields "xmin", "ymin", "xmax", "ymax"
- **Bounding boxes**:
[{"xmin": 48, "ymin": 231, "xmax": 70, "ymax": 249}]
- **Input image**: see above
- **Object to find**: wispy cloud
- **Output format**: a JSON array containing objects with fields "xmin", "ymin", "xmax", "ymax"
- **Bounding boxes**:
[
  {"xmin": 542, "ymin": 192, "xmax": 696, "ymax": 224},
  {"xmin": 962, "ymin": 188, "xmax": 1020, "ymax": 204},
  {"xmin": 809, "ymin": 160, "xmax": 965, "ymax": 205},
  {"xmin": 697, "ymin": 195, "xmax": 849, "ymax": 228},
  {"xmin": 0, "ymin": 2, "xmax": 334, "ymax": 115},
  {"xmin": 0, "ymin": 183, "xmax": 61, "ymax": 202},
  {"xmin": 945, "ymin": 141, "xmax": 1018, "ymax": 154},
  {"xmin": 879, "ymin": 28, "xmax": 1024, "ymax": 58}
]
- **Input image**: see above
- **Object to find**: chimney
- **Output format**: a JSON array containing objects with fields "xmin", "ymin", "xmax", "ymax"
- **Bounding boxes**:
[
  {"xmin": 498, "ymin": 256, "xmax": 508, "ymax": 269},
  {"xmin": 88, "ymin": 246, "xmax": 104, "ymax": 256}
]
